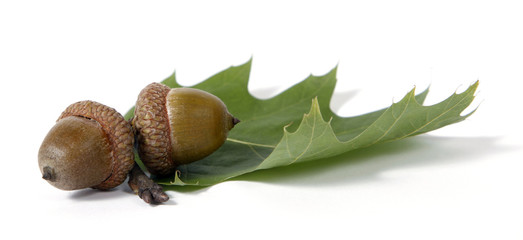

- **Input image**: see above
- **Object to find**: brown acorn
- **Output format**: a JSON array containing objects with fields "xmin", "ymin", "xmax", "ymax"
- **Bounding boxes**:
[
  {"xmin": 132, "ymin": 83, "xmax": 240, "ymax": 176},
  {"xmin": 38, "ymin": 101, "xmax": 135, "ymax": 190}
]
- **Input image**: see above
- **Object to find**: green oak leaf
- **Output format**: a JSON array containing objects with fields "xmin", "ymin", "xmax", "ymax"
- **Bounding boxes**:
[{"xmin": 124, "ymin": 59, "xmax": 478, "ymax": 186}]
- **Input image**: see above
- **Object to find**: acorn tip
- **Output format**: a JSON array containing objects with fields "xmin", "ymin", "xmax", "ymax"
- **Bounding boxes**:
[
  {"xmin": 232, "ymin": 117, "xmax": 240, "ymax": 126},
  {"xmin": 42, "ymin": 166, "xmax": 54, "ymax": 181}
]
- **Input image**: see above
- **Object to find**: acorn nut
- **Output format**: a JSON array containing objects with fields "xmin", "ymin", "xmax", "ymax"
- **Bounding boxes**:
[
  {"xmin": 132, "ymin": 83, "xmax": 240, "ymax": 176},
  {"xmin": 38, "ymin": 101, "xmax": 135, "ymax": 190},
  {"xmin": 38, "ymin": 84, "xmax": 236, "ymax": 204}
]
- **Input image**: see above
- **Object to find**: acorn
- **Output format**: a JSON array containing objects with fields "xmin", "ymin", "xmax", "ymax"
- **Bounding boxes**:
[
  {"xmin": 132, "ymin": 83, "xmax": 240, "ymax": 176},
  {"xmin": 38, "ymin": 101, "xmax": 135, "ymax": 190}
]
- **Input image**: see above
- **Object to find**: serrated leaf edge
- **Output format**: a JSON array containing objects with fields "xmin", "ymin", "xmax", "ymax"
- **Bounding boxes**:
[{"xmin": 255, "ymin": 80, "xmax": 478, "ymax": 170}]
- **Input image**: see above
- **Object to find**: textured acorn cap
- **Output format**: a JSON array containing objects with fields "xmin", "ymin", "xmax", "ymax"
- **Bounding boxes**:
[
  {"xmin": 133, "ymin": 83, "xmax": 175, "ymax": 176},
  {"xmin": 133, "ymin": 83, "xmax": 239, "ymax": 176},
  {"xmin": 38, "ymin": 101, "xmax": 135, "ymax": 190}
]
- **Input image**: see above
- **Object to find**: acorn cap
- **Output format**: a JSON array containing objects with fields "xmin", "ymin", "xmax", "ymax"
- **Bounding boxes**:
[
  {"xmin": 132, "ymin": 83, "xmax": 175, "ymax": 176},
  {"xmin": 39, "ymin": 101, "xmax": 135, "ymax": 190}
]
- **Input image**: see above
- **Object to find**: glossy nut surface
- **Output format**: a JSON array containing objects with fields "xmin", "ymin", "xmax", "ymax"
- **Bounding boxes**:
[
  {"xmin": 39, "ymin": 101, "xmax": 135, "ymax": 190},
  {"xmin": 39, "ymin": 116, "xmax": 113, "ymax": 190},
  {"xmin": 166, "ymin": 88, "xmax": 235, "ymax": 164}
]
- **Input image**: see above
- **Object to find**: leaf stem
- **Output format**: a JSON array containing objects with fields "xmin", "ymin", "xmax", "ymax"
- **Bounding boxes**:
[{"xmin": 226, "ymin": 138, "xmax": 276, "ymax": 148}]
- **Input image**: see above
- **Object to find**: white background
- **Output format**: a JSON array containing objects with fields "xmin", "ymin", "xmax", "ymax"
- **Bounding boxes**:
[{"xmin": 1, "ymin": 0, "xmax": 522, "ymax": 239}]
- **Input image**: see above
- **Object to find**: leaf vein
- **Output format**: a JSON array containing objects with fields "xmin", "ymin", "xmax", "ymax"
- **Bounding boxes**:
[
  {"xmin": 246, "ymin": 78, "xmax": 330, "ymax": 122},
  {"xmin": 226, "ymin": 138, "xmax": 276, "ymax": 148},
  {"xmin": 248, "ymin": 145, "xmax": 266, "ymax": 160},
  {"xmin": 290, "ymin": 111, "xmax": 317, "ymax": 164},
  {"xmin": 390, "ymin": 91, "xmax": 472, "ymax": 141},
  {"xmin": 371, "ymin": 99, "xmax": 411, "ymax": 144}
]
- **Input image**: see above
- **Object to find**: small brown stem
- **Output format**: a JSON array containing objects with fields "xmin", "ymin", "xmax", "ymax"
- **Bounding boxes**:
[{"xmin": 128, "ymin": 164, "xmax": 169, "ymax": 204}]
